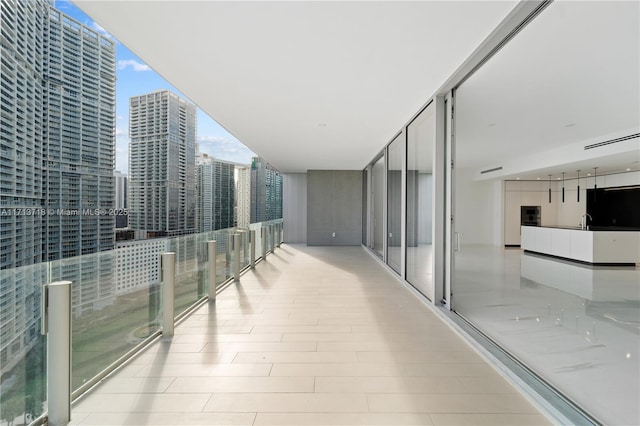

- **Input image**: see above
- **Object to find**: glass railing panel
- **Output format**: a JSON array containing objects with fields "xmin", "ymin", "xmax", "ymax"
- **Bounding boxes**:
[
  {"xmin": 47, "ymin": 249, "xmax": 156, "ymax": 392},
  {"xmin": 0, "ymin": 262, "xmax": 48, "ymax": 424},
  {"xmin": 168, "ymin": 233, "xmax": 207, "ymax": 318},
  {"xmin": 1, "ymin": 222, "xmax": 283, "ymax": 425}
]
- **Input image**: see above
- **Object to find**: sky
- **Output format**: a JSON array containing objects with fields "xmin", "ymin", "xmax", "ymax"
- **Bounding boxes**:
[{"xmin": 56, "ymin": 1, "xmax": 256, "ymax": 174}]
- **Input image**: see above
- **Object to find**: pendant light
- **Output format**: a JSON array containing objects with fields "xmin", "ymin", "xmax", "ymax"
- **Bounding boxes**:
[
  {"xmin": 593, "ymin": 167, "xmax": 598, "ymax": 202},
  {"xmin": 548, "ymin": 174, "xmax": 552, "ymax": 203},
  {"xmin": 576, "ymin": 170, "xmax": 581, "ymax": 203},
  {"xmin": 562, "ymin": 172, "xmax": 565, "ymax": 203}
]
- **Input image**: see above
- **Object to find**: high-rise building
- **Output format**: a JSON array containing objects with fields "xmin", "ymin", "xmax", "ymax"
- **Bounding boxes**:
[
  {"xmin": 114, "ymin": 171, "xmax": 128, "ymax": 228},
  {"xmin": 1, "ymin": 0, "xmax": 115, "ymax": 373},
  {"xmin": 196, "ymin": 154, "xmax": 236, "ymax": 231},
  {"xmin": 250, "ymin": 157, "xmax": 282, "ymax": 223},
  {"xmin": 128, "ymin": 90, "xmax": 196, "ymax": 237},
  {"xmin": 44, "ymin": 8, "xmax": 116, "ymax": 260},
  {"xmin": 0, "ymin": 0, "xmax": 47, "ymax": 270},
  {"xmin": 0, "ymin": 0, "xmax": 116, "ymax": 263},
  {"xmin": 236, "ymin": 166, "xmax": 251, "ymax": 228}
]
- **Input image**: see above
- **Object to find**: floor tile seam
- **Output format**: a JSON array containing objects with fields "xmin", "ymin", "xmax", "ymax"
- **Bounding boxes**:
[
  {"xmin": 269, "ymin": 373, "xmax": 499, "ymax": 379},
  {"xmin": 361, "ymin": 405, "xmax": 540, "ymax": 415},
  {"xmin": 158, "ymin": 387, "xmax": 520, "ymax": 396},
  {"xmin": 313, "ymin": 390, "xmax": 523, "ymax": 395},
  {"xmin": 201, "ymin": 392, "xmax": 215, "ymax": 414}
]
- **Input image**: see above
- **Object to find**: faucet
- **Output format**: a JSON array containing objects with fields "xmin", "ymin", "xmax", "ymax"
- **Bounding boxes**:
[{"xmin": 580, "ymin": 213, "xmax": 593, "ymax": 230}]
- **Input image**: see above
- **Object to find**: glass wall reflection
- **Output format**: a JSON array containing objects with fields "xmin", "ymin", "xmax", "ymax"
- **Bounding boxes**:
[
  {"xmin": 372, "ymin": 155, "xmax": 385, "ymax": 258},
  {"xmin": 387, "ymin": 133, "xmax": 404, "ymax": 273},
  {"xmin": 452, "ymin": 2, "xmax": 639, "ymax": 424},
  {"xmin": 407, "ymin": 104, "xmax": 434, "ymax": 298}
]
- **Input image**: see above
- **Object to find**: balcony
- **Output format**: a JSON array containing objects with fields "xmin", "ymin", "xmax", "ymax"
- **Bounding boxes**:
[
  {"xmin": 69, "ymin": 243, "xmax": 547, "ymax": 426},
  {"xmin": 0, "ymin": 222, "xmax": 550, "ymax": 426}
]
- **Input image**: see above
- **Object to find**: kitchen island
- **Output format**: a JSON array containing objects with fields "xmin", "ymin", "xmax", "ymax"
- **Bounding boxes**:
[{"xmin": 521, "ymin": 225, "xmax": 640, "ymax": 265}]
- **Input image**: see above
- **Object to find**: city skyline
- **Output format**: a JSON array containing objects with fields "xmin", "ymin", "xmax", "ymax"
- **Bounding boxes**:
[{"xmin": 56, "ymin": 0, "xmax": 256, "ymax": 173}]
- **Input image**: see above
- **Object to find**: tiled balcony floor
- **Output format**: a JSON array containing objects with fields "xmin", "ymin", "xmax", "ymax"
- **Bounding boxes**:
[{"xmin": 70, "ymin": 244, "xmax": 550, "ymax": 426}]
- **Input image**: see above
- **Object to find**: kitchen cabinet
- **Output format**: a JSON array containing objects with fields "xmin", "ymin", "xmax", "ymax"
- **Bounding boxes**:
[{"xmin": 521, "ymin": 225, "xmax": 640, "ymax": 265}]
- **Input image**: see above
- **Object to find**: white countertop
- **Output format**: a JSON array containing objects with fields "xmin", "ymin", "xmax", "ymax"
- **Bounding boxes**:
[{"xmin": 521, "ymin": 226, "xmax": 640, "ymax": 265}]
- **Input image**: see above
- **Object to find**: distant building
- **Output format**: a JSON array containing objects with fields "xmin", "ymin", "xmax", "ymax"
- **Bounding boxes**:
[
  {"xmin": 196, "ymin": 154, "xmax": 236, "ymax": 231},
  {"xmin": 114, "ymin": 171, "xmax": 128, "ymax": 229},
  {"xmin": 250, "ymin": 157, "xmax": 283, "ymax": 223},
  {"xmin": 115, "ymin": 238, "xmax": 167, "ymax": 294},
  {"xmin": 236, "ymin": 167, "xmax": 251, "ymax": 228},
  {"xmin": 128, "ymin": 90, "xmax": 196, "ymax": 237}
]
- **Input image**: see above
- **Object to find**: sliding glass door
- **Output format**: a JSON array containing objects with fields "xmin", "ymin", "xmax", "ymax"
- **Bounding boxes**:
[
  {"xmin": 371, "ymin": 155, "xmax": 385, "ymax": 258},
  {"xmin": 406, "ymin": 104, "xmax": 435, "ymax": 298},
  {"xmin": 386, "ymin": 133, "xmax": 404, "ymax": 273}
]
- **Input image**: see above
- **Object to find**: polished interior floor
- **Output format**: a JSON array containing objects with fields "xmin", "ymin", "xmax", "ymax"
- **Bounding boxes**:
[
  {"xmin": 70, "ymin": 244, "xmax": 550, "ymax": 426},
  {"xmin": 453, "ymin": 245, "xmax": 640, "ymax": 426}
]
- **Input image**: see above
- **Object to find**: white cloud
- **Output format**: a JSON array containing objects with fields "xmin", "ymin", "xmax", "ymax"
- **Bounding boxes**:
[
  {"xmin": 91, "ymin": 22, "xmax": 113, "ymax": 40},
  {"xmin": 117, "ymin": 59, "xmax": 151, "ymax": 72},
  {"xmin": 199, "ymin": 135, "xmax": 236, "ymax": 145},
  {"xmin": 198, "ymin": 135, "xmax": 255, "ymax": 164}
]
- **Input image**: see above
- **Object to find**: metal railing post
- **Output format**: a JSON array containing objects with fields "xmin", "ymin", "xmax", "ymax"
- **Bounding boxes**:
[
  {"xmin": 238, "ymin": 229, "xmax": 248, "ymax": 265},
  {"xmin": 161, "ymin": 252, "xmax": 175, "ymax": 337},
  {"xmin": 277, "ymin": 223, "xmax": 282, "ymax": 247},
  {"xmin": 232, "ymin": 233, "xmax": 240, "ymax": 281},
  {"xmin": 42, "ymin": 280, "xmax": 71, "ymax": 426},
  {"xmin": 250, "ymin": 230, "xmax": 256, "ymax": 268},
  {"xmin": 261, "ymin": 226, "xmax": 267, "ymax": 259},
  {"xmin": 270, "ymin": 224, "xmax": 276, "ymax": 251},
  {"xmin": 208, "ymin": 241, "xmax": 216, "ymax": 302}
]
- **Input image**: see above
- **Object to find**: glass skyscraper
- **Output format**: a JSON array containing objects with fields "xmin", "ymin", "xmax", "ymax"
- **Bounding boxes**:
[
  {"xmin": 196, "ymin": 156, "xmax": 236, "ymax": 232},
  {"xmin": 44, "ymin": 8, "xmax": 116, "ymax": 260},
  {"xmin": 250, "ymin": 157, "xmax": 282, "ymax": 223},
  {"xmin": 128, "ymin": 90, "xmax": 196, "ymax": 237},
  {"xmin": 0, "ymin": 0, "xmax": 116, "ymax": 268},
  {"xmin": 236, "ymin": 166, "xmax": 250, "ymax": 228}
]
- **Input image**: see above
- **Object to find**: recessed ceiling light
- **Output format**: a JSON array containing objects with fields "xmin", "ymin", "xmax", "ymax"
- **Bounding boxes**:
[
  {"xmin": 516, "ymin": 177, "xmax": 520, "ymax": 180},
  {"xmin": 557, "ymin": 177, "xmax": 561, "ymax": 180},
  {"xmin": 565, "ymin": 123, "xmax": 576, "ymax": 127},
  {"xmin": 627, "ymin": 168, "xmax": 632, "ymax": 171},
  {"xmin": 536, "ymin": 177, "xmax": 540, "ymax": 180},
  {"xmin": 587, "ymin": 173, "xmax": 591, "ymax": 176}
]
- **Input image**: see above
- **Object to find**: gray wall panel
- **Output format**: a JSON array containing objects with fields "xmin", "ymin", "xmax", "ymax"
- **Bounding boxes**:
[{"xmin": 307, "ymin": 170, "xmax": 362, "ymax": 246}]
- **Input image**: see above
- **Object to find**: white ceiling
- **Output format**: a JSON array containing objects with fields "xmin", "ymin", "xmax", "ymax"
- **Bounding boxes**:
[
  {"xmin": 72, "ymin": 1, "xmax": 639, "ymax": 177},
  {"xmin": 455, "ymin": 1, "xmax": 640, "ymax": 181},
  {"xmin": 72, "ymin": 0, "xmax": 519, "ymax": 173}
]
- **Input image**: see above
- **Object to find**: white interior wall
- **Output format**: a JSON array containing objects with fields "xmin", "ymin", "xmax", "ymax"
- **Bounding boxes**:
[{"xmin": 455, "ymin": 168, "xmax": 502, "ymax": 246}]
